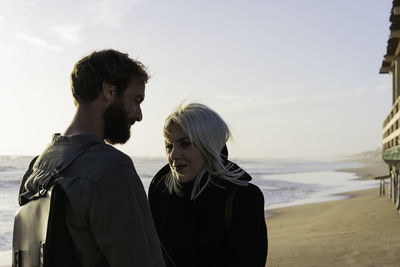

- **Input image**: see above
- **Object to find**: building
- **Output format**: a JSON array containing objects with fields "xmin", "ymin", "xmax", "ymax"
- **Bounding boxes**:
[{"xmin": 380, "ymin": 0, "xmax": 400, "ymax": 209}]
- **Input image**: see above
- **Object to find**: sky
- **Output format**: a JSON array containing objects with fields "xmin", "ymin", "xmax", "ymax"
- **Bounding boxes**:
[{"xmin": 0, "ymin": 0, "xmax": 394, "ymax": 160}]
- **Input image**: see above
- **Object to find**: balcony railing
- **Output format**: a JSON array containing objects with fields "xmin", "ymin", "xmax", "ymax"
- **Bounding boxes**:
[{"xmin": 383, "ymin": 96, "xmax": 400, "ymax": 151}]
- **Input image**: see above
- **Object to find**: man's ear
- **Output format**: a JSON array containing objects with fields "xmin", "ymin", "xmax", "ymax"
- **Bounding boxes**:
[{"xmin": 102, "ymin": 82, "xmax": 117, "ymax": 102}]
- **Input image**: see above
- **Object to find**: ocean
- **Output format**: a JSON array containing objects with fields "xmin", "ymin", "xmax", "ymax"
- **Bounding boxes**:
[{"xmin": 0, "ymin": 155, "xmax": 378, "ymax": 253}]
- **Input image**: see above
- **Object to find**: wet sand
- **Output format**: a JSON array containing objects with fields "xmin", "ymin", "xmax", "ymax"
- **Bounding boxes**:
[
  {"xmin": 266, "ymin": 159, "xmax": 400, "ymax": 267},
  {"xmin": 0, "ymin": 250, "xmax": 9, "ymax": 267}
]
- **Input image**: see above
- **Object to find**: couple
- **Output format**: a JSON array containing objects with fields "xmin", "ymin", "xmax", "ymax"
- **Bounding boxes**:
[{"xmin": 17, "ymin": 49, "xmax": 268, "ymax": 267}]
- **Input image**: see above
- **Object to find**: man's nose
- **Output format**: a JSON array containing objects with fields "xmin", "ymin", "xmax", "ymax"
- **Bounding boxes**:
[{"xmin": 136, "ymin": 106, "xmax": 143, "ymax": 122}]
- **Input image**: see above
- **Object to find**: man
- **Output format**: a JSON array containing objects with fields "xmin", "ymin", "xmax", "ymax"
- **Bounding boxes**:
[{"xmin": 19, "ymin": 49, "xmax": 165, "ymax": 266}]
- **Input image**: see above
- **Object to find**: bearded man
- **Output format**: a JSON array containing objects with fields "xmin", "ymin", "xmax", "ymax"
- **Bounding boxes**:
[{"xmin": 17, "ymin": 49, "xmax": 165, "ymax": 266}]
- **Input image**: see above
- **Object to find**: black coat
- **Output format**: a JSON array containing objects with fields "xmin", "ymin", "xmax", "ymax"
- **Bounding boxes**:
[{"xmin": 148, "ymin": 163, "xmax": 268, "ymax": 267}]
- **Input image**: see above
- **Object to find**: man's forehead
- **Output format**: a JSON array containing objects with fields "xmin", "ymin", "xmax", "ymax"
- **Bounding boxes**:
[{"xmin": 125, "ymin": 80, "xmax": 145, "ymax": 96}]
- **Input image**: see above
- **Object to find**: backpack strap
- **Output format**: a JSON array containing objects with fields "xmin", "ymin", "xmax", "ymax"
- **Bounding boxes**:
[
  {"xmin": 19, "ymin": 142, "xmax": 99, "ymax": 205},
  {"xmin": 18, "ymin": 155, "xmax": 39, "ymax": 198},
  {"xmin": 225, "ymin": 186, "xmax": 238, "ymax": 231}
]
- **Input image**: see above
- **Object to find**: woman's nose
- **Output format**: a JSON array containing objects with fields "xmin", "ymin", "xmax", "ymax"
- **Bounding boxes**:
[{"xmin": 170, "ymin": 145, "xmax": 181, "ymax": 160}]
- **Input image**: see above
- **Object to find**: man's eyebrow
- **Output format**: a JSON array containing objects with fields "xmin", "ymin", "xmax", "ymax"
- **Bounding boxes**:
[{"xmin": 177, "ymin": 137, "xmax": 190, "ymax": 142}]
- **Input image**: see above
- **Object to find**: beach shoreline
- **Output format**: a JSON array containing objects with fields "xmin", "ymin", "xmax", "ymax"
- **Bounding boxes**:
[
  {"xmin": 338, "ymin": 157, "xmax": 388, "ymax": 181},
  {"xmin": 266, "ymin": 157, "xmax": 400, "ymax": 267}
]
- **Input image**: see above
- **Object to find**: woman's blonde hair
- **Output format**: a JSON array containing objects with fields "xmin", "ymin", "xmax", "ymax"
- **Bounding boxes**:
[{"xmin": 163, "ymin": 102, "xmax": 246, "ymax": 200}]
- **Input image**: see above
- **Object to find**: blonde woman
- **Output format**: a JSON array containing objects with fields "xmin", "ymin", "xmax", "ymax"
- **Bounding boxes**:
[{"xmin": 149, "ymin": 103, "xmax": 268, "ymax": 267}]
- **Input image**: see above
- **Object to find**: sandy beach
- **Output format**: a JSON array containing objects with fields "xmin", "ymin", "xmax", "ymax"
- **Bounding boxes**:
[{"xmin": 267, "ymin": 157, "xmax": 399, "ymax": 267}]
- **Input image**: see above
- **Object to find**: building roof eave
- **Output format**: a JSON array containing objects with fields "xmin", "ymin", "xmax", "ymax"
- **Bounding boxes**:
[{"xmin": 380, "ymin": 1, "xmax": 400, "ymax": 73}]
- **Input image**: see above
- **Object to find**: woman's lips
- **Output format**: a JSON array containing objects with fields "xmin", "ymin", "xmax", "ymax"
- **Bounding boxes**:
[{"xmin": 173, "ymin": 165, "xmax": 187, "ymax": 172}]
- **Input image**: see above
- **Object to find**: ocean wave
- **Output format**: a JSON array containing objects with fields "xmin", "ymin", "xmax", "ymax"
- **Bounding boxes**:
[
  {"xmin": 0, "ymin": 230, "xmax": 12, "ymax": 251},
  {"xmin": 238, "ymin": 161, "xmax": 360, "ymax": 176},
  {"xmin": 0, "ymin": 181, "xmax": 20, "ymax": 192},
  {"xmin": 0, "ymin": 166, "xmax": 20, "ymax": 172}
]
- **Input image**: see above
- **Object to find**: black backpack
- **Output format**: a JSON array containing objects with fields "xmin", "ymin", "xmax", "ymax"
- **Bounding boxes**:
[{"xmin": 12, "ymin": 143, "xmax": 97, "ymax": 267}]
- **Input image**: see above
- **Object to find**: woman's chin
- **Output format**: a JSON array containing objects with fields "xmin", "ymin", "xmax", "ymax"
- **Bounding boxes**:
[{"xmin": 177, "ymin": 174, "xmax": 195, "ymax": 184}]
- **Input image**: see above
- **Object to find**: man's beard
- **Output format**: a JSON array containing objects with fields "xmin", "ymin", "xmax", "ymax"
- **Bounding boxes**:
[{"xmin": 103, "ymin": 100, "xmax": 131, "ymax": 145}]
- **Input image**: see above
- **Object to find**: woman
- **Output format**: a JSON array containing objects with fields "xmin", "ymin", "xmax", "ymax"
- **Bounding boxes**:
[{"xmin": 149, "ymin": 102, "xmax": 268, "ymax": 267}]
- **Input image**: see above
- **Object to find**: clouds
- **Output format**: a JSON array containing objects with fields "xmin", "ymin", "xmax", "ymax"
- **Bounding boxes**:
[
  {"xmin": 215, "ymin": 94, "xmax": 297, "ymax": 112},
  {"xmin": 14, "ymin": 32, "xmax": 62, "ymax": 52},
  {"xmin": 52, "ymin": 24, "xmax": 82, "ymax": 44},
  {"xmin": 375, "ymin": 82, "xmax": 391, "ymax": 93},
  {"xmin": 310, "ymin": 87, "xmax": 366, "ymax": 103},
  {"xmin": 15, "ymin": 0, "xmax": 36, "ymax": 7},
  {"xmin": 213, "ymin": 85, "xmax": 371, "ymax": 114},
  {"xmin": 1, "ymin": 0, "xmax": 150, "ymax": 55},
  {"xmin": 311, "ymin": 83, "xmax": 392, "ymax": 103},
  {"xmin": 82, "ymin": 0, "xmax": 144, "ymax": 28},
  {"xmin": 11, "ymin": 26, "xmax": 82, "ymax": 54}
]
